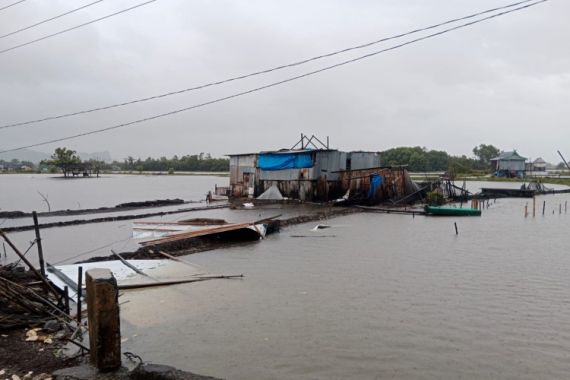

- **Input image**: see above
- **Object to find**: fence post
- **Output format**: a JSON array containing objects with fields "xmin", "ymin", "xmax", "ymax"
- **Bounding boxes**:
[
  {"xmin": 86, "ymin": 268, "xmax": 121, "ymax": 371},
  {"xmin": 32, "ymin": 211, "xmax": 45, "ymax": 277}
]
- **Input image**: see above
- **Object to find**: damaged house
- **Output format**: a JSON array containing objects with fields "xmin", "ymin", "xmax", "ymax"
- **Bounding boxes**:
[{"xmin": 228, "ymin": 137, "xmax": 418, "ymax": 204}]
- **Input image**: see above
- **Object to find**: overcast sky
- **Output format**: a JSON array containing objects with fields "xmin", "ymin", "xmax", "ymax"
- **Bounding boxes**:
[{"xmin": 0, "ymin": 0, "xmax": 568, "ymax": 162}]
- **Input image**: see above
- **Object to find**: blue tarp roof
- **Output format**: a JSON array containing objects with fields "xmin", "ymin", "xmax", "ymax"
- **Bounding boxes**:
[{"xmin": 258, "ymin": 152, "xmax": 314, "ymax": 170}]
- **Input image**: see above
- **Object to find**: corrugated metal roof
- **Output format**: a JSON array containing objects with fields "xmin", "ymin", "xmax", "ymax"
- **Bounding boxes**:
[
  {"xmin": 259, "ymin": 148, "xmax": 337, "ymax": 155},
  {"xmin": 492, "ymin": 151, "xmax": 527, "ymax": 161},
  {"xmin": 227, "ymin": 148, "xmax": 338, "ymax": 156},
  {"xmin": 226, "ymin": 152, "xmax": 259, "ymax": 157}
]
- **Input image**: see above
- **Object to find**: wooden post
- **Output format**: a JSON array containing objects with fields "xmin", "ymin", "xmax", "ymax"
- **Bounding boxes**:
[
  {"xmin": 532, "ymin": 196, "xmax": 536, "ymax": 218},
  {"xmin": 454, "ymin": 222, "xmax": 458, "ymax": 235},
  {"xmin": 86, "ymin": 268, "xmax": 121, "ymax": 371},
  {"xmin": 543, "ymin": 200, "xmax": 546, "ymax": 216},
  {"xmin": 524, "ymin": 204, "xmax": 528, "ymax": 218},
  {"xmin": 77, "ymin": 266, "xmax": 83, "ymax": 323},
  {"xmin": 64, "ymin": 286, "xmax": 70, "ymax": 315},
  {"xmin": 32, "ymin": 211, "xmax": 46, "ymax": 277}
]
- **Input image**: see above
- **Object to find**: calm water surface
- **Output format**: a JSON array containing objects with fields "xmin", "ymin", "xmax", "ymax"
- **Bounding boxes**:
[
  {"xmin": 0, "ymin": 173, "xmax": 226, "ymax": 212},
  {"xmin": 2, "ymin": 175, "xmax": 570, "ymax": 379}
]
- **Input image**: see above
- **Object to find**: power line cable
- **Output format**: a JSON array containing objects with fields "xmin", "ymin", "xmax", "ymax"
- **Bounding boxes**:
[
  {"xmin": 0, "ymin": 0, "xmax": 536, "ymax": 131},
  {"xmin": 0, "ymin": 0, "xmax": 26, "ymax": 12},
  {"xmin": 53, "ymin": 236, "xmax": 132, "ymax": 265},
  {"xmin": 0, "ymin": 0, "xmax": 105, "ymax": 40},
  {"xmin": 0, "ymin": 0, "xmax": 548, "ymax": 154},
  {"xmin": 0, "ymin": 0, "xmax": 158, "ymax": 55}
]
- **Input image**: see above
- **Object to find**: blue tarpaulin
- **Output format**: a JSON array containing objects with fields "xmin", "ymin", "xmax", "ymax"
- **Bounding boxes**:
[
  {"xmin": 258, "ymin": 153, "xmax": 313, "ymax": 170},
  {"xmin": 368, "ymin": 174, "xmax": 382, "ymax": 199}
]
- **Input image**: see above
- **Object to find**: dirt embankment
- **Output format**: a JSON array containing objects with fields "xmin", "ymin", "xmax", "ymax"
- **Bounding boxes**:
[
  {"xmin": 1, "ymin": 204, "xmax": 230, "ymax": 233},
  {"xmin": 0, "ymin": 199, "xmax": 187, "ymax": 220}
]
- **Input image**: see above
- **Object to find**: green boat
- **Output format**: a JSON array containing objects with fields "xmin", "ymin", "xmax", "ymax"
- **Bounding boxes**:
[{"xmin": 424, "ymin": 205, "xmax": 481, "ymax": 216}]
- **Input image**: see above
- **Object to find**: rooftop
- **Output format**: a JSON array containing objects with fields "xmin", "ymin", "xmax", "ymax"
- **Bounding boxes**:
[{"xmin": 492, "ymin": 150, "xmax": 527, "ymax": 161}]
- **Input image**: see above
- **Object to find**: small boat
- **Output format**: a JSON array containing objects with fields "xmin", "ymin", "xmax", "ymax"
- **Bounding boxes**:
[
  {"xmin": 480, "ymin": 187, "xmax": 534, "ymax": 198},
  {"xmin": 424, "ymin": 205, "xmax": 481, "ymax": 217}
]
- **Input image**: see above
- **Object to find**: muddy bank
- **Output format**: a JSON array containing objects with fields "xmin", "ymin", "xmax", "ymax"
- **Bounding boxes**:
[
  {"xmin": 0, "ymin": 329, "xmax": 81, "ymax": 376},
  {"xmin": 81, "ymin": 207, "xmax": 362, "ymax": 263},
  {"xmin": 0, "ymin": 204, "xmax": 230, "ymax": 233},
  {"xmin": 0, "ymin": 199, "xmax": 188, "ymax": 220}
]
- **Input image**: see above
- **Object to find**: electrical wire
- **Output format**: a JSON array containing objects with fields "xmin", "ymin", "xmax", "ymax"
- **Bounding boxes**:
[
  {"xmin": 0, "ymin": 0, "xmax": 105, "ymax": 40},
  {"xmin": 0, "ymin": 0, "xmax": 548, "ymax": 154},
  {"xmin": 0, "ymin": 0, "xmax": 158, "ymax": 55},
  {"xmin": 0, "ymin": 0, "xmax": 26, "ymax": 12},
  {"xmin": 0, "ymin": 0, "xmax": 537, "ymax": 131},
  {"xmin": 53, "ymin": 236, "xmax": 132, "ymax": 265}
]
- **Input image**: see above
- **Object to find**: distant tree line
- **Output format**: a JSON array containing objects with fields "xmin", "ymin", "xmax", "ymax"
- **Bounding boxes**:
[
  {"xmin": 380, "ymin": 144, "xmax": 501, "ymax": 174},
  {"xmin": 119, "ymin": 153, "xmax": 229, "ymax": 172},
  {"xmin": 5, "ymin": 146, "xmax": 569, "ymax": 176},
  {"xmin": 0, "ymin": 158, "xmax": 35, "ymax": 172},
  {"xmin": 38, "ymin": 148, "xmax": 229, "ymax": 174}
]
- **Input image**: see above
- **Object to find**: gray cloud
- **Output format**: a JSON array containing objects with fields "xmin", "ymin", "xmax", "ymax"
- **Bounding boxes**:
[{"xmin": 0, "ymin": 0, "xmax": 567, "ymax": 163}]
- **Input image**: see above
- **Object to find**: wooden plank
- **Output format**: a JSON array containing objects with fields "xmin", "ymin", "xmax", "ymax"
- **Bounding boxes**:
[{"xmin": 140, "ymin": 223, "xmax": 254, "ymax": 247}]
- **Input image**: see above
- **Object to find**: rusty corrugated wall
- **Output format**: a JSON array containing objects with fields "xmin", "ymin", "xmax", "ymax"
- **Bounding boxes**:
[{"xmin": 339, "ymin": 167, "xmax": 412, "ymax": 203}]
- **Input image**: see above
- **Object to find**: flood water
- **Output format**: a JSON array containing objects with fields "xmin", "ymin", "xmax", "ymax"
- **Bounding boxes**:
[
  {"xmin": 2, "ymin": 174, "xmax": 570, "ymax": 379},
  {"xmin": 0, "ymin": 173, "xmax": 225, "ymax": 212}
]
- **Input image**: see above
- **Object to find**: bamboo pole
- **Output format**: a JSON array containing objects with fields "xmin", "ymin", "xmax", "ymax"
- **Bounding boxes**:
[
  {"xmin": 77, "ymin": 266, "xmax": 83, "ymax": 323},
  {"xmin": 117, "ymin": 275, "xmax": 242, "ymax": 290},
  {"xmin": 111, "ymin": 250, "xmax": 149, "ymax": 277},
  {"xmin": 0, "ymin": 230, "xmax": 60, "ymax": 298},
  {"xmin": 32, "ymin": 211, "xmax": 46, "ymax": 277},
  {"xmin": 0, "ymin": 276, "xmax": 73, "ymax": 322},
  {"xmin": 64, "ymin": 286, "xmax": 70, "ymax": 315}
]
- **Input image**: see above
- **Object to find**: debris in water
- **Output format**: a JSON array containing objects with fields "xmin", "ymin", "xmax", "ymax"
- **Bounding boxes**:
[{"xmin": 312, "ymin": 224, "xmax": 332, "ymax": 230}]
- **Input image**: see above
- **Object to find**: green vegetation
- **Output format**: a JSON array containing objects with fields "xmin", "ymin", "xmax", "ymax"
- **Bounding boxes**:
[
  {"xmin": 120, "ymin": 153, "xmax": 228, "ymax": 172},
  {"xmin": 3, "ymin": 146, "xmax": 568, "ymax": 185},
  {"xmin": 472, "ymin": 144, "xmax": 500, "ymax": 166},
  {"xmin": 36, "ymin": 148, "xmax": 230, "ymax": 174},
  {"xmin": 426, "ymin": 190, "xmax": 445, "ymax": 205},
  {"xmin": 380, "ymin": 145, "xmax": 499, "ymax": 174},
  {"xmin": 41, "ymin": 147, "xmax": 81, "ymax": 177}
]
